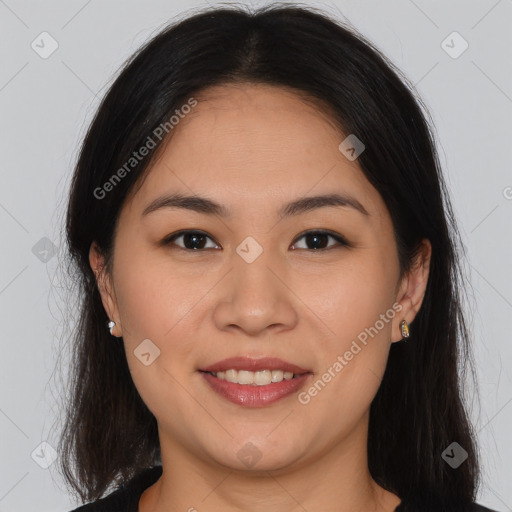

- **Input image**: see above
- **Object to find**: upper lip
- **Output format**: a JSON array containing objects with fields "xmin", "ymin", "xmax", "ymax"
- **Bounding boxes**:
[{"xmin": 199, "ymin": 356, "xmax": 311, "ymax": 374}]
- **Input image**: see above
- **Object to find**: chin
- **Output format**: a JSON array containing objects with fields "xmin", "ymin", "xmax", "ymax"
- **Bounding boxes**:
[{"xmin": 206, "ymin": 438, "xmax": 305, "ymax": 473}]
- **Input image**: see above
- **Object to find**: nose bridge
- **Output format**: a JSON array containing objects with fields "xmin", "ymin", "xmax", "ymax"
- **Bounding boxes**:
[
  {"xmin": 213, "ymin": 236, "xmax": 298, "ymax": 335},
  {"xmin": 232, "ymin": 237, "xmax": 280, "ymax": 310}
]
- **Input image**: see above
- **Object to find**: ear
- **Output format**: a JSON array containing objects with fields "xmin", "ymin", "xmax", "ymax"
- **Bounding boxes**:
[
  {"xmin": 391, "ymin": 238, "xmax": 432, "ymax": 343},
  {"xmin": 89, "ymin": 242, "xmax": 121, "ymax": 337}
]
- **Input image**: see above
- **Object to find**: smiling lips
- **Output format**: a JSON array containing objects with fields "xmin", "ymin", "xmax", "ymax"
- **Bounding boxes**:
[{"xmin": 198, "ymin": 356, "xmax": 313, "ymax": 407}]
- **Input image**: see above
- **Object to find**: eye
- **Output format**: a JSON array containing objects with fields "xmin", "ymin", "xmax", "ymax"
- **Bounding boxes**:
[
  {"xmin": 162, "ymin": 229, "xmax": 349, "ymax": 252},
  {"xmin": 162, "ymin": 230, "xmax": 220, "ymax": 251},
  {"xmin": 290, "ymin": 230, "xmax": 349, "ymax": 251}
]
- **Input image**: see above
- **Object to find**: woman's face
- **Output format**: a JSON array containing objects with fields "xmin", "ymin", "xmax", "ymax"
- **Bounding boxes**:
[{"xmin": 92, "ymin": 83, "xmax": 428, "ymax": 473}]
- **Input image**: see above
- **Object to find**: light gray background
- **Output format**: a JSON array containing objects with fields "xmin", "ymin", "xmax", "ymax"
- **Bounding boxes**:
[{"xmin": 0, "ymin": 0, "xmax": 511, "ymax": 510}]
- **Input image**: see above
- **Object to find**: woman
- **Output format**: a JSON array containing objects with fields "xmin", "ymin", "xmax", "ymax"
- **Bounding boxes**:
[{"xmin": 59, "ymin": 4, "xmax": 498, "ymax": 511}]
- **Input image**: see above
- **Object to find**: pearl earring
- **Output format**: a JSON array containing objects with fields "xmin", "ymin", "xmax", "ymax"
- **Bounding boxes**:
[{"xmin": 107, "ymin": 320, "xmax": 116, "ymax": 336}]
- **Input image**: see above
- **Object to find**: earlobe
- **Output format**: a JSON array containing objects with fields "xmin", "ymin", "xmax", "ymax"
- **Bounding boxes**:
[{"xmin": 391, "ymin": 239, "xmax": 432, "ymax": 343}]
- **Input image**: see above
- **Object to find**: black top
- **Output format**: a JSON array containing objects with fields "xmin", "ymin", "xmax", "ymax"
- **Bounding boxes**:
[{"xmin": 68, "ymin": 465, "xmax": 500, "ymax": 512}]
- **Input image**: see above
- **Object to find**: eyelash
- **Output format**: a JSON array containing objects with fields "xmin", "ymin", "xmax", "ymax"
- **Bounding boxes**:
[{"xmin": 161, "ymin": 229, "xmax": 350, "ymax": 252}]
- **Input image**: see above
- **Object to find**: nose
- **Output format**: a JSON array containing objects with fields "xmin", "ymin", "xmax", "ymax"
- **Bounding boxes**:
[{"xmin": 212, "ymin": 252, "xmax": 298, "ymax": 337}]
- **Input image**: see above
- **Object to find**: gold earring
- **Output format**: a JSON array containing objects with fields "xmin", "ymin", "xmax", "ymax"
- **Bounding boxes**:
[{"xmin": 400, "ymin": 320, "xmax": 410, "ymax": 340}]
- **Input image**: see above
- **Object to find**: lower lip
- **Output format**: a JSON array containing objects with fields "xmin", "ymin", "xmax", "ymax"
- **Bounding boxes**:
[{"xmin": 199, "ymin": 371, "xmax": 312, "ymax": 407}]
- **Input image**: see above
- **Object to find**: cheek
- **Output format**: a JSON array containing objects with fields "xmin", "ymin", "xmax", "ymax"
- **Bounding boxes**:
[
  {"xmin": 111, "ymin": 250, "xmax": 202, "ymax": 428},
  {"xmin": 112, "ymin": 243, "xmax": 197, "ymax": 342},
  {"xmin": 299, "ymin": 253, "xmax": 397, "ymax": 347},
  {"xmin": 113, "ymin": 266, "xmax": 165, "ymax": 341},
  {"xmin": 295, "ymin": 255, "xmax": 397, "ymax": 415}
]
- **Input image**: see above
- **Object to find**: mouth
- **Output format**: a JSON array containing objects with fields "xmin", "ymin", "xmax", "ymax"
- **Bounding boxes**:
[
  {"xmin": 199, "ymin": 368, "xmax": 305, "ymax": 385},
  {"xmin": 198, "ymin": 356, "xmax": 313, "ymax": 407}
]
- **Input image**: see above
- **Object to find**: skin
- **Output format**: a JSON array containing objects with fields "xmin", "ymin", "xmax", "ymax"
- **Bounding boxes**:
[{"xmin": 90, "ymin": 83, "xmax": 431, "ymax": 512}]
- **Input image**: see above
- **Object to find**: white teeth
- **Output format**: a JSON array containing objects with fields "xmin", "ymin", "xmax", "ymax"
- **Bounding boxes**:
[
  {"xmin": 225, "ymin": 369, "xmax": 238, "ymax": 383},
  {"xmin": 271, "ymin": 370, "xmax": 284, "ymax": 382},
  {"xmin": 254, "ymin": 370, "xmax": 272, "ymax": 385},
  {"xmin": 238, "ymin": 370, "xmax": 254, "ymax": 385},
  {"xmin": 210, "ymin": 369, "xmax": 298, "ymax": 385}
]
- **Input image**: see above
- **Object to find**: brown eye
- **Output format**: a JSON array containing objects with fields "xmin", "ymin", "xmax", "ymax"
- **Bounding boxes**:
[
  {"xmin": 162, "ymin": 229, "xmax": 349, "ymax": 252},
  {"xmin": 290, "ymin": 230, "xmax": 348, "ymax": 251},
  {"xmin": 163, "ymin": 230, "xmax": 219, "ymax": 251}
]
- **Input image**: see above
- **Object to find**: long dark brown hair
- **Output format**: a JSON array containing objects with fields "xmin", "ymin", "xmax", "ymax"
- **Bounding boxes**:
[{"xmin": 56, "ymin": 3, "xmax": 480, "ymax": 508}]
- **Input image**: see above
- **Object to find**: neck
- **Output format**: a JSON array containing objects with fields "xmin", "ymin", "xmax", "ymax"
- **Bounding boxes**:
[{"xmin": 140, "ymin": 416, "xmax": 401, "ymax": 512}]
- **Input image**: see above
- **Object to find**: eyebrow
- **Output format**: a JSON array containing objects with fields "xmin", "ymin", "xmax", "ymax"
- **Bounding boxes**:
[{"xmin": 141, "ymin": 192, "xmax": 369, "ymax": 219}]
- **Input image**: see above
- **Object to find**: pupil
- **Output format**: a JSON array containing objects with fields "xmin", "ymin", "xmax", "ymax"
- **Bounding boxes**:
[
  {"xmin": 307, "ymin": 233, "xmax": 327, "ymax": 249},
  {"xmin": 184, "ymin": 233, "xmax": 206, "ymax": 250}
]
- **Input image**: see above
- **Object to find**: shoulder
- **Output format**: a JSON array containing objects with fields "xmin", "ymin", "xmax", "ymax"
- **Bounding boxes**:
[
  {"xmin": 471, "ymin": 505, "xmax": 501, "ymax": 512},
  {"xmin": 67, "ymin": 486, "xmax": 126, "ymax": 512},
  {"xmin": 67, "ymin": 465, "xmax": 163, "ymax": 512},
  {"xmin": 395, "ymin": 498, "xmax": 501, "ymax": 512}
]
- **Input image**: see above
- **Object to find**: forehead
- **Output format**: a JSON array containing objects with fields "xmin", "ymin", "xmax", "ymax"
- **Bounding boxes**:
[
  {"xmin": 181, "ymin": 82, "xmax": 346, "ymax": 154},
  {"xmin": 123, "ymin": 83, "xmax": 387, "ymax": 226}
]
